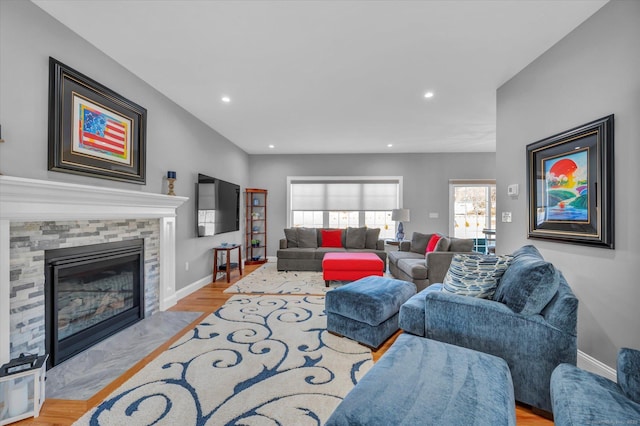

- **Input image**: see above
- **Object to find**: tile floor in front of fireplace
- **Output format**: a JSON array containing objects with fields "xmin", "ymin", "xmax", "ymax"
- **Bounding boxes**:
[{"xmin": 46, "ymin": 310, "xmax": 202, "ymax": 400}]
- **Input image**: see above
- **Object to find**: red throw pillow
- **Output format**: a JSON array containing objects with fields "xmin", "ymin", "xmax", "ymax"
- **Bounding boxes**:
[
  {"xmin": 426, "ymin": 234, "xmax": 442, "ymax": 253},
  {"xmin": 321, "ymin": 229, "xmax": 343, "ymax": 248}
]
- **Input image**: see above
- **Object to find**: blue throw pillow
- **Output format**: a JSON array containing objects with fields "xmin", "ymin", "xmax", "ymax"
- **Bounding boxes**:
[
  {"xmin": 493, "ymin": 245, "xmax": 560, "ymax": 315},
  {"xmin": 442, "ymin": 254, "xmax": 512, "ymax": 299}
]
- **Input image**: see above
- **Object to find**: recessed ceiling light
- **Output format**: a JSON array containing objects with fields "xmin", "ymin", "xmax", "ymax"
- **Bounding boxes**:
[
  {"xmin": 387, "ymin": 144, "xmax": 393, "ymax": 148},
  {"xmin": 268, "ymin": 144, "xmax": 275, "ymax": 149},
  {"xmin": 221, "ymin": 96, "xmax": 231, "ymax": 103},
  {"xmin": 424, "ymin": 91, "xmax": 434, "ymax": 99}
]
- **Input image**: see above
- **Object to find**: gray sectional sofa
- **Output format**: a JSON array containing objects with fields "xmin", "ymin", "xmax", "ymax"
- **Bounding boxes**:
[
  {"xmin": 388, "ymin": 232, "xmax": 476, "ymax": 291},
  {"xmin": 277, "ymin": 227, "xmax": 387, "ymax": 271}
]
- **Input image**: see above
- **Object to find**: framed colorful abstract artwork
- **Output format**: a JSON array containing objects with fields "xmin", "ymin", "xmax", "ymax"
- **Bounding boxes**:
[
  {"xmin": 48, "ymin": 57, "xmax": 147, "ymax": 183},
  {"xmin": 526, "ymin": 115, "xmax": 614, "ymax": 248}
]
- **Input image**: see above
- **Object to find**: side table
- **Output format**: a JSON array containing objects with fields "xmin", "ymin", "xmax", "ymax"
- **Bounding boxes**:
[
  {"xmin": 384, "ymin": 239, "xmax": 401, "ymax": 252},
  {"xmin": 213, "ymin": 244, "xmax": 243, "ymax": 283}
]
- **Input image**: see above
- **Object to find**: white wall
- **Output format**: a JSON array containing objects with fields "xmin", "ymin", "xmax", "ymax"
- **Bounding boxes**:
[
  {"xmin": 0, "ymin": 0, "xmax": 249, "ymax": 291},
  {"xmin": 249, "ymin": 152, "xmax": 496, "ymax": 257},
  {"xmin": 496, "ymin": 0, "xmax": 640, "ymax": 367}
]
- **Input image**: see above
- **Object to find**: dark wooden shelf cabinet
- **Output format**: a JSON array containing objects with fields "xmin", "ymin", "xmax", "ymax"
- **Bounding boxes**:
[{"xmin": 245, "ymin": 188, "xmax": 268, "ymax": 265}]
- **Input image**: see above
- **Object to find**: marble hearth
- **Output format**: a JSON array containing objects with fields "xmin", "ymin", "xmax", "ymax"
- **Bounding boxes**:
[{"xmin": 0, "ymin": 176, "xmax": 188, "ymax": 365}]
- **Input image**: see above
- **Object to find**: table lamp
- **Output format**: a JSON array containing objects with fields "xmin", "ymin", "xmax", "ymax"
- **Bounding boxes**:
[{"xmin": 391, "ymin": 208, "xmax": 410, "ymax": 241}]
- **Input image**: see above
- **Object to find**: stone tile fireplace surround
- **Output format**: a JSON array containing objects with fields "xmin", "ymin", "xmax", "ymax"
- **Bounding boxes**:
[{"xmin": 0, "ymin": 176, "xmax": 188, "ymax": 365}]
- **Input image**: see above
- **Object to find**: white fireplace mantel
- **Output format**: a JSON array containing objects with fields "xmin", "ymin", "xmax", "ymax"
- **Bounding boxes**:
[{"xmin": 0, "ymin": 175, "xmax": 188, "ymax": 364}]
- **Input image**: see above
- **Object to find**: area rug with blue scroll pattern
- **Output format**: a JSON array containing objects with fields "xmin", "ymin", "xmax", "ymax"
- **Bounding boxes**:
[{"xmin": 73, "ymin": 295, "xmax": 373, "ymax": 425}]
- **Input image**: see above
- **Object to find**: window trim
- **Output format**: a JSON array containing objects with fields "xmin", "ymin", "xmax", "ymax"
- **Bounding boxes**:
[{"xmin": 448, "ymin": 179, "xmax": 496, "ymax": 237}]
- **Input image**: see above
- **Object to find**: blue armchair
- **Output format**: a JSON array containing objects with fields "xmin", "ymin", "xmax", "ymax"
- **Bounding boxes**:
[
  {"xmin": 551, "ymin": 347, "xmax": 640, "ymax": 425},
  {"xmin": 399, "ymin": 245, "xmax": 578, "ymax": 413}
]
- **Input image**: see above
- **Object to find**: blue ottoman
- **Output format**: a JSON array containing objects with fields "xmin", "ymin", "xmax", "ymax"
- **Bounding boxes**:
[
  {"xmin": 326, "ymin": 334, "xmax": 516, "ymax": 425},
  {"xmin": 325, "ymin": 276, "xmax": 416, "ymax": 348}
]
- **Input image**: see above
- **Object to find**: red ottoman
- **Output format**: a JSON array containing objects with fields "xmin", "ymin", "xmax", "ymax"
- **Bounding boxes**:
[{"xmin": 322, "ymin": 252, "xmax": 384, "ymax": 287}]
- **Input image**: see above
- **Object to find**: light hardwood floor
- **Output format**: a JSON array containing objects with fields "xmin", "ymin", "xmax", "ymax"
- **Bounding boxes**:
[{"xmin": 16, "ymin": 264, "xmax": 553, "ymax": 425}]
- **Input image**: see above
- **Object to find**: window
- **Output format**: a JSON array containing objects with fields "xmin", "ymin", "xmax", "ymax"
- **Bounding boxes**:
[
  {"xmin": 449, "ymin": 180, "xmax": 496, "ymax": 253},
  {"xmin": 288, "ymin": 177, "xmax": 401, "ymax": 240}
]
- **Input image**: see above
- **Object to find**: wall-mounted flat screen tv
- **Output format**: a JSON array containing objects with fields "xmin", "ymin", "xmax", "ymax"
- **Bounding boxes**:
[{"xmin": 196, "ymin": 174, "xmax": 240, "ymax": 237}]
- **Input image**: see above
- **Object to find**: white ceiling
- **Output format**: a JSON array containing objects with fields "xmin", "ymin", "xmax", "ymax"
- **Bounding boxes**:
[{"xmin": 33, "ymin": 0, "xmax": 608, "ymax": 155}]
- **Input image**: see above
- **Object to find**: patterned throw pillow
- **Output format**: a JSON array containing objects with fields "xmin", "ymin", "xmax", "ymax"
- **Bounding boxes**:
[{"xmin": 442, "ymin": 254, "xmax": 513, "ymax": 299}]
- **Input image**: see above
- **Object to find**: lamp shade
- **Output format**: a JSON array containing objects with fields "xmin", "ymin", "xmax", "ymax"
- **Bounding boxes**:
[{"xmin": 391, "ymin": 208, "xmax": 410, "ymax": 222}]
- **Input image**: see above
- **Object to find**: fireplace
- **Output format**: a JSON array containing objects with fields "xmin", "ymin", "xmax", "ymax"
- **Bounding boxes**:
[
  {"xmin": 1, "ymin": 175, "xmax": 187, "ymax": 367},
  {"xmin": 44, "ymin": 239, "xmax": 145, "ymax": 368}
]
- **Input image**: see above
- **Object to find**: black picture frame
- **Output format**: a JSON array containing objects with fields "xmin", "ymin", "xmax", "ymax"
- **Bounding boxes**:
[
  {"xmin": 526, "ymin": 115, "xmax": 614, "ymax": 248},
  {"xmin": 48, "ymin": 57, "xmax": 147, "ymax": 184}
]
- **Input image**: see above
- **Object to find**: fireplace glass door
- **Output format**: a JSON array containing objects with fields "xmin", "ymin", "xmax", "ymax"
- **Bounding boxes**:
[{"xmin": 45, "ymin": 239, "xmax": 144, "ymax": 367}]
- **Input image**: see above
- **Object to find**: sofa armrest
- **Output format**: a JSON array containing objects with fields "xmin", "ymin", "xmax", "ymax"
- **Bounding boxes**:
[
  {"xmin": 425, "ymin": 251, "xmax": 481, "ymax": 284},
  {"xmin": 425, "ymin": 290, "xmax": 577, "ymax": 410},
  {"xmin": 424, "ymin": 290, "xmax": 577, "ymax": 364},
  {"xmin": 279, "ymin": 238, "xmax": 287, "ymax": 249},
  {"xmin": 376, "ymin": 239, "xmax": 385, "ymax": 250},
  {"xmin": 425, "ymin": 251, "xmax": 456, "ymax": 284},
  {"xmin": 399, "ymin": 241, "xmax": 411, "ymax": 251}
]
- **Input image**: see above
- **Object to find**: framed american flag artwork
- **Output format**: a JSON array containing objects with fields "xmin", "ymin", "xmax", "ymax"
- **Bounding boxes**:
[{"xmin": 48, "ymin": 57, "xmax": 146, "ymax": 183}]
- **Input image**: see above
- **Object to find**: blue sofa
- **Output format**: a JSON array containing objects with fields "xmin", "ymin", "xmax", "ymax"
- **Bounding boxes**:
[
  {"xmin": 398, "ymin": 245, "xmax": 578, "ymax": 413},
  {"xmin": 551, "ymin": 347, "xmax": 640, "ymax": 425}
]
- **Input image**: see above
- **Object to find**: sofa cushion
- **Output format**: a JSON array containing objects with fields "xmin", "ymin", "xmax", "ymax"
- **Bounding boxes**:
[
  {"xmin": 388, "ymin": 249, "xmax": 424, "ymax": 265},
  {"xmin": 618, "ymin": 348, "xmax": 640, "ymax": 404},
  {"xmin": 283, "ymin": 228, "xmax": 299, "ymax": 248},
  {"xmin": 365, "ymin": 227, "xmax": 380, "ymax": 249},
  {"xmin": 426, "ymin": 234, "xmax": 442, "ymax": 253},
  {"xmin": 276, "ymin": 248, "xmax": 317, "ymax": 260},
  {"xmin": 297, "ymin": 227, "xmax": 318, "ymax": 248},
  {"xmin": 410, "ymin": 232, "xmax": 433, "ymax": 254},
  {"xmin": 345, "ymin": 227, "xmax": 366, "ymax": 249},
  {"xmin": 398, "ymin": 258, "xmax": 429, "ymax": 280},
  {"xmin": 435, "ymin": 236, "xmax": 450, "ymax": 252},
  {"xmin": 321, "ymin": 229, "xmax": 343, "ymax": 248},
  {"xmin": 448, "ymin": 237, "xmax": 474, "ymax": 252},
  {"xmin": 442, "ymin": 254, "xmax": 512, "ymax": 299},
  {"xmin": 314, "ymin": 247, "xmax": 347, "ymax": 259},
  {"xmin": 493, "ymin": 245, "xmax": 560, "ymax": 315}
]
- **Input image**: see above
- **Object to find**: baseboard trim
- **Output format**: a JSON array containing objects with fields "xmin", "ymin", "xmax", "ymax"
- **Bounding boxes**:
[
  {"xmin": 176, "ymin": 274, "xmax": 214, "ymax": 302},
  {"xmin": 577, "ymin": 350, "xmax": 616, "ymax": 382}
]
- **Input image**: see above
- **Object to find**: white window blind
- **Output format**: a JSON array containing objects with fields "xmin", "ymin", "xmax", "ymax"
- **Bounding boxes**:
[{"xmin": 290, "ymin": 179, "xmax": 399, "ymax": 211}]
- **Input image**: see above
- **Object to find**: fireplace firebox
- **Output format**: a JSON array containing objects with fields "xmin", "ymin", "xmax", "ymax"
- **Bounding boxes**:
[{"xmin": 45, "ymin": 239, "xmax": 144, "ymax": 368}]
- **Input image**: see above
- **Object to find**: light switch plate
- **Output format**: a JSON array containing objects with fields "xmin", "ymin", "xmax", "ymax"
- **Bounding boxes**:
[
  {"xmin": 507, "ymin": 184, "xmax": 519, "ymax": 196},
  {"xmin": 502, "ymin": 212, "xmax": 512, "ymax": 223},
  {"xmin": 428, "ymin": 212, "xmax": 439, "ymax": 219}
]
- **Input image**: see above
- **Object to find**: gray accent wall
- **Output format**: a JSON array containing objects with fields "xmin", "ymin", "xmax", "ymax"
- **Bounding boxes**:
[
  {"xmin": 248, "ymin": 152, "xmax": 496, "ymax": 258},
  {"xmin": 496, "ymin": 1, "xmax": 640, "ymax": 367},
  {"xmin": 0, "ymin": 0, "xmax": 249, "ymax": 290}
]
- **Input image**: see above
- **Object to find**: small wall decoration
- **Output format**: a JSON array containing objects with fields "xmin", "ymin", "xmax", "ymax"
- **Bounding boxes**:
[
  {"xmin": 48, "ymin": 57, "xmax": 147, "ymax": 183},
  {"xmin": 526, "ymin": 115, "xmax": 614, "ymax": 248}
]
